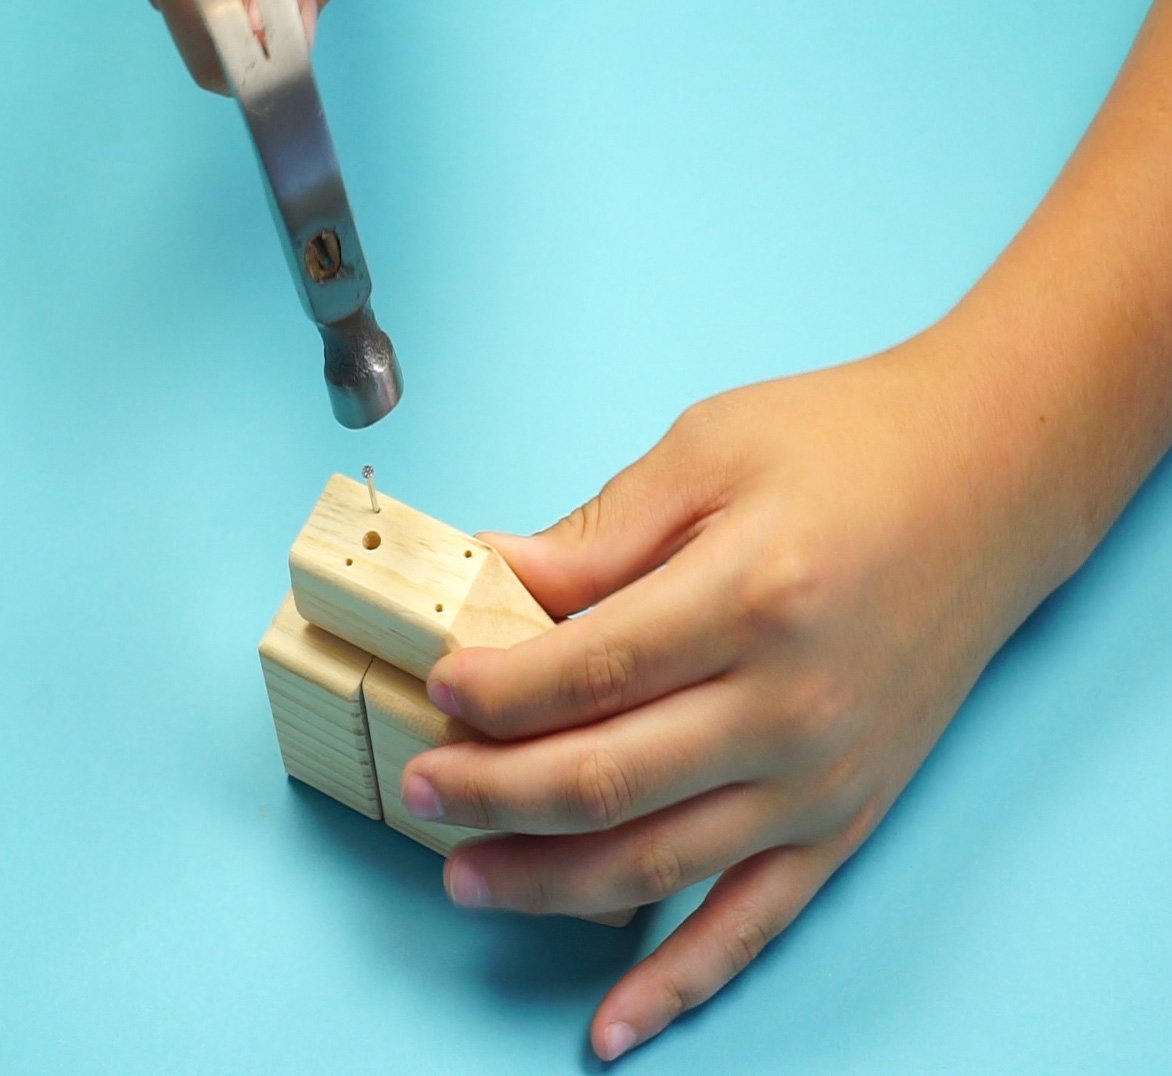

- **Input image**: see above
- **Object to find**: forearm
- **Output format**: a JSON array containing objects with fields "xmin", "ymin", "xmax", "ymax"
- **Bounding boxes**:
[{"xmin": 949, "ymin": 0, "xmax": 1172, "ymax": 607}]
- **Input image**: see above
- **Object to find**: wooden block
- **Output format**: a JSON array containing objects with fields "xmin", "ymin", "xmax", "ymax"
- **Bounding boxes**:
[
  {"xmin": 364, "ymin": 656, "xmax": 498, "ymax": 855},
  {"xmin": 289, "ymin": 473, "xmax": 553, "ymax": 680},
  {"xmin": 258, "ymin": 592, "xmax": 381, "ymax": 820},
  {"xmin": 363, "ymin": 658, "xmax": 635, "ymax": 929},
  {"xmin": 284, "ymin": 475, "xmax": 634, "ymax": 926}
]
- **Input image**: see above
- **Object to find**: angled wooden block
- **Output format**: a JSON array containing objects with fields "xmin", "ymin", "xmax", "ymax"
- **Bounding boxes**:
[
  {"xmin": 363, "ymin": 658, "xmax": 635, "ymax": 929},
  {"xmin": 259, "ymin": 592, "xmax": 381, "ymax": 820},
  {"xmin": 289, "ymin": 473, "xmax": 552, "ymax": 680}
]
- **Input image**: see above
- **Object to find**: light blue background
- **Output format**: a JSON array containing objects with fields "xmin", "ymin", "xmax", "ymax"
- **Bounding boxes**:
[{"xmin": 1, "ymin": 2, "xmax": 1169, "ymax": 1072}]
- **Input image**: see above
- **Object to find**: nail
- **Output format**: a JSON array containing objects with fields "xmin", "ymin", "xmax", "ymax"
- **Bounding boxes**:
[
  {"xmin": 447, "ymin": 857, "xmax": 490, "ymax": 908},
  {"xmin": 602, "ymin": 1022, "xmax": 637, "ymax": 1061},
  {"xmin": 401, "ymin": 774, "xmax": 443, "ymax": 820},
  {"xmin": 428, "ymin": 679, "xmax": 460, "ymax": 717},
  {"xmin": 362, "ymin": 464, "xmax": 381, "ymax": 513}
]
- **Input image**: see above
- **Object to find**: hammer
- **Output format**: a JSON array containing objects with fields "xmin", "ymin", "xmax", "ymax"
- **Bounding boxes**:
[{"xmin": 196, "ymin": 0, "xmax": 403, "ymax": 428}]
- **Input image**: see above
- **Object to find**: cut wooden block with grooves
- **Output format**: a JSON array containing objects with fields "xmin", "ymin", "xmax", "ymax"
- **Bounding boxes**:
[
  {"xmin": 258, "ymin": 592, "xmax": 381, "ymax": 820},
  {"xmin": 363, "ymin": 658, "xmax": 635, "ymax": 929},
  {"xmin": 289, "ymin": 474, "xmax": 553, "ymax": 680},
  {"xmin": 363, "ymin": 656, "xmax": 499, "ymax": 856}
]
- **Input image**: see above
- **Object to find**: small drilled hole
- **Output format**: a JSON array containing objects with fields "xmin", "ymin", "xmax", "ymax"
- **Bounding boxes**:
[
  {"xmin": 345, "ymin": 557, "xmax": 354, "ymax": 566},
  {"xmin": 363, "ymin": 531, "xmax": 381, "ymax": 550},
  {"xmin": 464, "ymin": 549, "xmax": 473, "ymax": 558},
  {"xmin": 435, "ymin": 603, "xmax": 444, "ymax": 613}
]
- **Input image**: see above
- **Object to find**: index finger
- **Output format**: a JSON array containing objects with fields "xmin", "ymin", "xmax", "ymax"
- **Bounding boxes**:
[{"xmin": 428, "ymin": 531, "xmax": 743, "ymax": 740}]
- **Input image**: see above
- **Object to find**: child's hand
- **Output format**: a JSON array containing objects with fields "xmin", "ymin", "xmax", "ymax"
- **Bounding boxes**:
[
  {"xmin": 401, "ymin": 317, "xmax": 1083, "ymax": 1060},
  {"xmin": 150, "ymin": 0, "xmax": 329, "ymax": 94}
]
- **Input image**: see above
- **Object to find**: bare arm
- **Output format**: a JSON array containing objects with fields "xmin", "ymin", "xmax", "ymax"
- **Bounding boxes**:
[
  {"xmin": 397, "ymin": 1, "xmax": 1172, "ymax": 1062},
  {"xmin": 953, "ymin": 0, "xmax": 1172, "ymax": 575}
]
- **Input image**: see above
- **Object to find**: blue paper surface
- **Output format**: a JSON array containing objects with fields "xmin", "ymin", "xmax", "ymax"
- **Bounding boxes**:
[{"xmin": 1, "ymin": 2, "xmax": 1169, "ymax": 1073}]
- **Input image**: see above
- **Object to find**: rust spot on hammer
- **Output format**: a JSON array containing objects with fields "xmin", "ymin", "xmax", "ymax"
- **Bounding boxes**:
[{"xmin": 305, "ymin": 230, "xmax": 342, "ymax": 282}]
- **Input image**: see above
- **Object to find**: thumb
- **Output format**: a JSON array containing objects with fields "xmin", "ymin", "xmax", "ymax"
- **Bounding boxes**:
[{"xmin": 481, "ymin": 418, "xmax": 725, "ymax": 618}]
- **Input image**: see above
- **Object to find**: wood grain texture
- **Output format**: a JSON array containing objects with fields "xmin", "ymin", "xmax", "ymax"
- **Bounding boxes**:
[
  {"xmin": 364, "ymin": 657, "xmax": 495, "ymax": 855},
  {"xmin": 363, "ymin": 658, "xmax": 635, "ymax": 929},
  {"xmin": 259, "ymin": 592, "xmax": 381, "ymax": 819},
  {"xmin": 289, "ymin": 474, "xmax": 552, "ymax": 680}
]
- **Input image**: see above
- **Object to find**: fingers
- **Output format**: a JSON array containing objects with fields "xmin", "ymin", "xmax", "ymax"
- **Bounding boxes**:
[
  {"xmin": 430, "ymin": 532, "xmax": 740, "ymax": 739},
  {"xmin": 441, "ymin": 783, "xmax": 785, "ymax": 916},
  {"xmin": 428, "ymin": 411, "xmax": 738, "ymax": 741},
  {"xmin": 156, "ymin": 0, "xmax": 227, "ymax": 93},
  {"xmin": 154, "ymin": 0, "xmax": 327, "ymax": 95},
  {"xmin": 482, "ymin": 414, "xmax": 728, "ymax": 620},
  {"xmin": 590, "ymin": 844, "xmax": 842, "ymax": 1062},
  {"xmin": 403, "ymin": 677, "xmax": 757, "ymax": 834}
]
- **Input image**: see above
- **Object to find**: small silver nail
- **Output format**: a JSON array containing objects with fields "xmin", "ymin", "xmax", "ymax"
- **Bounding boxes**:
[{"xmin": 362, "ymin": 465, "xmax": 380, "ymax": 513}]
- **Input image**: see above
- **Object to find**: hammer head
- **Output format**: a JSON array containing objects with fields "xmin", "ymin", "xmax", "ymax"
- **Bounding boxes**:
[{"xmin": 321, "ymin": 305, "xmax": 404, "ymax": 429}]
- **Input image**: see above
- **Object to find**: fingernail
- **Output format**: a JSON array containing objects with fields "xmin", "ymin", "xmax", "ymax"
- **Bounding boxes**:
[
  {"xmin": 602, "ymin": 1022, "xmax": 637, "ymax": 1061},
  {"xmin": 447, "ymin": 857, "xmax": 491, "ymax": 908},
  {"xmin": 401, "ymin": 774, "xmax": 443, "ymax": 820},
  {"xmin": 428, "ymin": 679, "xmax": 460, "ymax": 717}
]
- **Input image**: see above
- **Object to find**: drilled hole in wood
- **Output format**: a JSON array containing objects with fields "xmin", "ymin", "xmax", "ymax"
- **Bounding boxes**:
[
  {"xmin": 435, "ymin": 603, "xmax": 444, "ymax": 613},
  {"xmin": 363, "ymin": 531, "xmax": 382, "ymax": 550},
  {"xmin": 464, "ymin": 549, "xmax": 473, "ymax": 558},
  {"xmin": 345, "ymin": 557, "xmax": 354, "ymax": 566}
]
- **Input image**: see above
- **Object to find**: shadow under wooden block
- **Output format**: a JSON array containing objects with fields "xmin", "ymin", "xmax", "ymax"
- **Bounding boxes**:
[
  {"xmin": 289, "ymin": 473, "xmax": 552, "ymax": 679},
  {"xmin": 259, "ymin": 593, "xmax": 381, "ymax": 820},
  {"xmin": 363, "ymin": 658, "xmax": 635, "ymax": 929}
]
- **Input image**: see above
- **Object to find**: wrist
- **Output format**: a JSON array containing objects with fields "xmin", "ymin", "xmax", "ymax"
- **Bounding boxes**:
[{"xmin": 887, "ymin": 306, "xmax": 1096, "ymax": 647}]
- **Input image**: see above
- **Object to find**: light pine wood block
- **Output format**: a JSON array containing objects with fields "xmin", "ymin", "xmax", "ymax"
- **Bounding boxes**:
[
  {"xmin": 259, "ymin": 593, "xmax": 381, "ymax": 820},
  {"xmin": 364, "ymin": 657, "xmax": 496, "ymax": 856},
  {"xmin": 363, "ymin": 658, "xmax": 635, "ymax": 929},
  {"xmin": 289, "ymin": 473, "xmax": 553, "ymax": 680}
]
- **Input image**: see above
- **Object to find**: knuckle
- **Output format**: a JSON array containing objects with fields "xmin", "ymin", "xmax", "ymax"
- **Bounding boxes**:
[
  {"xmin": 659, "ymin": 970, "xmax": 697, "ymax": 1022},
  {"xmin": 567, "ymin": 634, "xmax": 639, "ymax": 715},
  {"xmin": 632, "ymin": 841, "xmax": 684, "ymax": 903},
  {"xmin": 668, "ymin": 399, "xmax": 715, "ymax": 452},
  {"xmin": 467, "ymin": 686, "xmax": 511, "ymax": 739},
  {"xmin": 445, "ymin": 653, "xmax": 527, "ymax": 741},
  {"xmin": 837, "ymin": 791, "xmax": 886, "ymax": 851},
  {"xmin": 559, "ymin": 479, "xmax": 631, "ymax": 549},
  {"xmin": 821, "ymin": 744, "xmax": 865, "ymax": 802},
  {"xmin": 725, "ymin": 912, "xmax": 773, "ymax": 977},
  {"xmin": 559, "ymin": 494, "xmax": 606, "ymax": 545},
  {"xmin": 662, "ymin": 400, "xmax": 740, "ymax": 517},
  {"xmin": 734, "ymin": 526, "xmax": 828, "ymax": 639},
  {"xmin": 458, "ymin": 770, "xmax": 498, "ymax": 830},
  {"xmin": 516, "ymin": 870, "xmax": 555, "ymax": 915},
  {"xmin": 667, "ymin": 396, "xmax": 742, "ymax": 474},
  {"xmin": 774, "ymin": 676, "xmax": 854, "ymax": 759},
  {"xmin": 572, "ymin": 746, "xmax": 635, "ymax": 830},
  {"xmin": 808, "ymin": 739, "xmax": 873, "ymax": 819}
]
